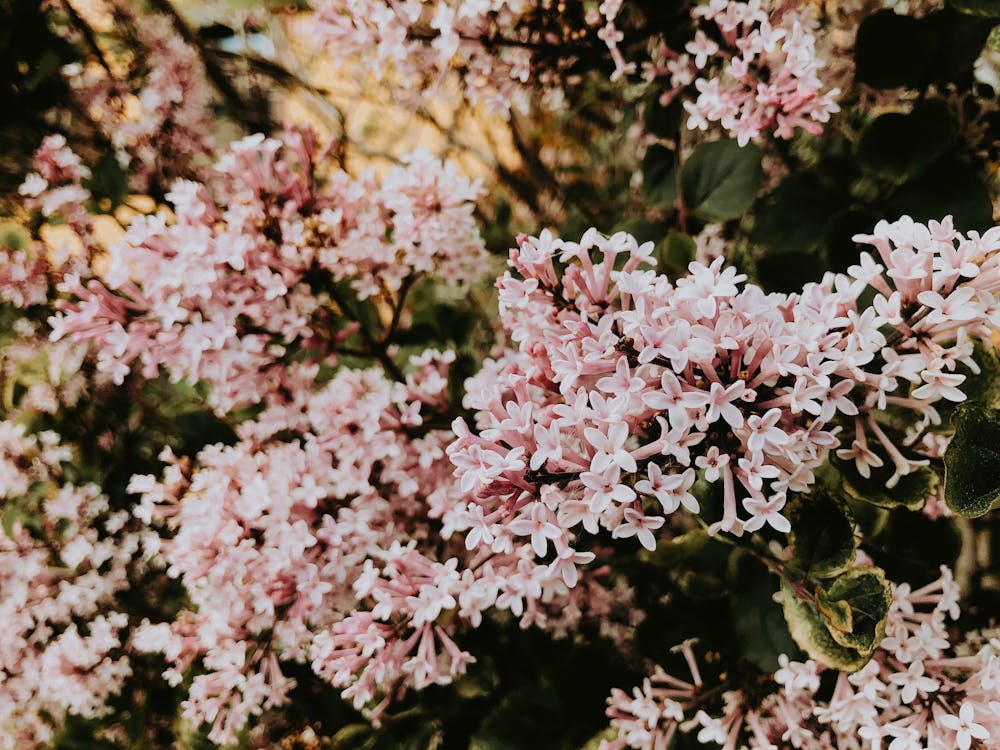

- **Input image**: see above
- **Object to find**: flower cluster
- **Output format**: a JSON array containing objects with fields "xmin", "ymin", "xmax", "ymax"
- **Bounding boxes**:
[
  {"xmin": 50, "ymin": 129, "xmax": 486, "ymax": 410},
  {"xmin": 448, "ymin": 218, "xmax": 1000, "ymax": 586},
  {"xmin": 61, "ymin": 1, "xmax": 215, "ymax": 192},
  {"xmin": 312, "ymin": 0, "xmax": 615, "ymax": 115},
  {"xmin": 603, "ymin": 566, "xmax": 1000, "ymax": 750},
  {"xmin": 0, "ymin": 421, "xmax": 138, "ymax": 749},
  {"xmin": 18, "ymin": 133, "xmax": 94, "ymax": 245},
  {"xmin": 645, "ymin": 0, "xmax": 840, "ymax": 145},
  {"xmin": 130, "ymin": 357, "xmax": 635, "ymax": 744}
]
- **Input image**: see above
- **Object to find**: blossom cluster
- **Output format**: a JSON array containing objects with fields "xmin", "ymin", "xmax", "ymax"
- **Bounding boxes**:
[
  {"xmin": 0, "ymin": 421, "xmax": 138, "ymax": 749},
  {"xmin": 129, "ymin": 357, "xmax": 636, "ymax": 744},
  {"xmin": 312, "ymin": 0, "xmax": 613, "ymax": 115},
  {"xmin": 17, "ymin": 133, "xmax": 94, "ymax": 249},
  {"xmin": 448, "ymin": 218, "xmax": 1000, "ymax": 586},
  {"xmin": 603, "ymin": 566, "xmax": 1000, "ymax": 750},
  {"xmin": 645, "ymin": 0, "xmax": 841, "ymax": 145},
  {"xmin": 49, "ymin": 129, "xmax": 486, "ymax": 411},
  {"xmin": 60, "ymin": 0, "xmax": 215, "ymax": 192}
]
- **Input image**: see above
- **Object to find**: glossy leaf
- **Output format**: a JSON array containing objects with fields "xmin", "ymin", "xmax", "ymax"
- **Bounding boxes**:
[
  {"xmin": 680, "ymin": 139, "xmax": 763, "ymax": 222},
  {"xmin": 781, "ymin": 581, "xmax": 872, "ymax": 672},
  {"xmin": 944, "ymin": 405, "xmax": 1000, "ymax": 517},
  {"xmin": 642, "ymin": 144, "xmax": 678, "ymax": 208},
  {"xmin": 856, "ymin": 99, "xmax": 956, "ymax": 178},
  {"xmin": 837, "ymin": 453, "xmax": 937, "ymax": 511},
  {"xmin": 787, "ymin": 489, "xmax": 857, "ymax": 579}
]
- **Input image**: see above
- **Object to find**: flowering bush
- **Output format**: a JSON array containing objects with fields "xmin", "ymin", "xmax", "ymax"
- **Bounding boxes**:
[{"xmin": 1, "ymin": 0, "xmax": 1000, "ymax": 748}]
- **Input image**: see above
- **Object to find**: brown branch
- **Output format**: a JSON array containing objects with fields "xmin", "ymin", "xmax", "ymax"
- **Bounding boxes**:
[{"xmin": 145, "ymin": 0, "xmax": 270, "ymax": 131}]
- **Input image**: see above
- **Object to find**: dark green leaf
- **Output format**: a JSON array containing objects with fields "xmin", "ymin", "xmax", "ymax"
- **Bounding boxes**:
[
  {"xmin": 680, "ymin": 139, "xmax": 763, "ymax": 222},
  {"xmin": 923, "ymin": 9, "xmax": 995, "ymax": 82},
  {"xmin": 751, "ymin": 174, "xmax": 845, "ymax": 255},
  {"xmin": 887, "ymin": 160, "xmax": 993, "ymax": 230},
  {"xmin": 640, "ymin": 527, "xmax": 709, "ymax": 567},
  {"xmin": 788, "ymin": 489, "xmax": 857, "ymax": 579},
  {"xmin": 866, "ymin": 509, "xmax": 962, "ymax": 586},
  {"xmin": 781, "ymin": 567, "xmax": 891, "ymax": 671},
  {"xmin": 642, "ymin": 144, "xmax": 678, "ymax": 208},
  {"xmin": 644, "ymin": 95, "xmax": 682, "ymax": 138},
  {"xmin": 657, "ymin": 230, "xmax": 696, "ymax": 275},
  {"xmin": 780, "ymin": 581, "xmax": 872, "ymax": 672},
  {"xmin": 732, "ymin": 577, "xmax": 799, "ymax": 671},
  {"xmin": 856, "ymin": 99, "xmax": 957, "ymax": 178},
  {"xmin": 837, "ymin": 453, "xmax": 937, "ymax": 511},
  {"xmin": 944, "ymin": 405, "xmax": 1000, "ymax": 517},
  {"xmin": 90, "ymin": 152, "xmax": 129, "ymax": 209}
]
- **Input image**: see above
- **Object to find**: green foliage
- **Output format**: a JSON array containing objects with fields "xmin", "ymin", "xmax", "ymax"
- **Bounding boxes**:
[
  {"xmin": 855, "ymin": 8, "xmax": 993, "ymax": 89},
  {"xmin": 944, "ymin": 405, "xmax": 1000, "ymax": 517},
  {"xmin": 854, "ymin": 11, "xmax": 929, "ymax": 89},
  {"xmin": 731, "ymin": 560, "xmax": 799, "ymax": 672},
  {"xmin": 680, "ymin": 139, "xmax": 763, "ymax": 222},
  {"xmin": 787, "ymin": 489, "xmax": 857, "ymax": 579},
  {"xmin": 641, "ymin": 144, "xmax": 677, "ymax": 208},
  {"xmin": 781, "ymin": 567, "xmax": 892, "ymax": 672},
  {"xmin": 886, "ymin": 159, "xmax": 994, "ymax": 231},
  {"xmin": 90, "ymin": 152, "xmax": 129, "ymax": 209},
  {"xmin": 856, "ymin": 99, "xmax": 957, "ymax": 179},
  {"xmin": 656, "ymin": 229, "xmax": 696, "ymax": 275},
  {"xmin": 836, "ymin": 453, "xmax": 937, "ymax": 511},
  {"xmin": 864, "ymin": 509, "xmax": 963, "ymax": 586}
]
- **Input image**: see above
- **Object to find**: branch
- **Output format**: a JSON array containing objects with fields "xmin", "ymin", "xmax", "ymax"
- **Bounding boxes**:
[
  {"xmin": 145, "ymin": 0, "xmax": 270, "ymax": 131},
  {"xmin": 326, "ymin": 283, "xmax": 406, "ymax": 383}
]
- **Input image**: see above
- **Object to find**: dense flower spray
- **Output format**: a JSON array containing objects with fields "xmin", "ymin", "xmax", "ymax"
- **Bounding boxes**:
[
  {"xmin": 56, "ymin": 0, "xmax": 215, "ymax": 192},
  {"xmin": 50, "ymin": 128, "xmax": 486, "ymax": 411},
  {"xmin": 603, "ymin": 566, "xmax": 1000, "ymax": 750},
  {"xmin": 645, "ymin": 0, "xmax": 841, "ymax": 145},
  {"xmin": 0, "ymin": 423, "xmax": 138, "ymax": 749},
  {"xmin": 448, "ymin": 218, "xmax": 1000, "ymax": 584},
  {"xmin": 129, "ymin": 357, "xmax": 638, "ymax": 744}
]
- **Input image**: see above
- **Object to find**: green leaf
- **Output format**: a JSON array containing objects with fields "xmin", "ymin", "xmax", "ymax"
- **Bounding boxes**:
[
  {"xmin": 639, "ymin": 527, "xmax": 709, "ymax": 567},
  {"xmin": 470, "ymin": 687, "xmax": 572, "ymax": 750},
  {"xmin": 642, "ymin": 144, "xmax": 678, "ymax": 208},
  {"xmin": 866, "ymin": 509, "xmax": 962, "ymax": 586},
  {"xmin": 855, "ymin": 9, "xmax": 992, "ymax": 87},
  {"xmin": 657, "ymin": 230, "xmax": 696, "ymax": 275},
  {"xmin": 821, "ymin": 568, "xmax": 892, "ymax": 654},
  {"xmin": 780, "ymin": 581, "xmax": 872, "ymax": 672},
  {"xmin": 923, "ymin": 10, "xmax": 995, "ymax": 81},
  {"xmin": 680, "ymin": 139, "xmax": 763, "ymax": 222},
  {"xmin": 751, "ymin": 174, "xmax": 846, "ymax": 255},
  {"xmin": 787, "ymin": 489, "xmax": 857, "ymax": 579},
  {"xmin": 944, "ymin": 405, "xmax": 1000, "ymax": 517},
  {"xmin": 644, "ymin": 95, "xmax": 682, "ymax": 138},
  {"xmin": 837, "ymin": 453, "xmax": 937, "ymax": 511},
  {"xmin": 856, "ymin": 99, "xmax": 957, "ymax": 179},
  {"xmin": 780, "ymin": 567, "xmax": 891, "ymax": 671},
  {"xmin": 732, "ymin": 577, "xmax": 799, "ymax": 672}
]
